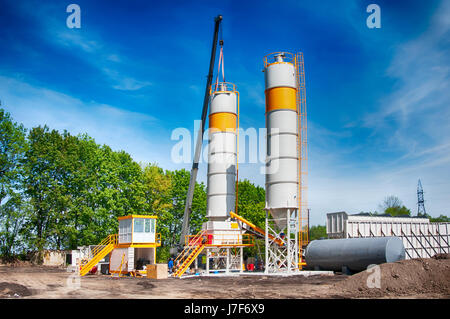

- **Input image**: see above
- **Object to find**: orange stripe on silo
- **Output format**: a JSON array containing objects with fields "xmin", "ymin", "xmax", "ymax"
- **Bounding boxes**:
[
  {"xmin": 209, "ymin": 112, "xmax": 237, "ymax": 133},
  {"xmin": 265, "ymin": 87, "xmax": 297, "ymax": 113}
]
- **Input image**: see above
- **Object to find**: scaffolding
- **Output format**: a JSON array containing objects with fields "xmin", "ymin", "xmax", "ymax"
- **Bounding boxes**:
[
  {"xmin": 205, "ymin": 247, "xmax": 244, "ymax": 274},
  {"xmin": 265, "ymin": 209, "xmax": 299, "ymax": 273}
]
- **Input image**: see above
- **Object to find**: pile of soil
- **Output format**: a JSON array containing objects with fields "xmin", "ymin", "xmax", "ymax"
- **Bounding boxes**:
[
  {"xmin": 0, "ymin": 282, "xmax": 32, "ymax": 298},
  {"xmin": 334, "ymin": 254, "xmax": 450, "ymax": 298}
]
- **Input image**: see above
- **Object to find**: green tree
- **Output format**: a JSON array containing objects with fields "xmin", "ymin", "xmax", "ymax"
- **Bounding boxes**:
[
  {"xmin": 385, "ymin": 206, "xmax": 411, "ymax": 217},
  {"xmin": 236, "ymin": 179, "xmax": 265, "ymax": 229},
  {"xmin": 309, "ymin": 225, "xmax": 327, "ymax": 240},
  {"xmin": 22, "ymin": 126, "xmax": 148, "ymax": 255},
  {"xmin": 167, "ymin": 169, "xmax": 207, "ymax": 246},
  {"xmin": 141, "ymin": 164, "xmax": 173, "ymax": 246},
  {"xmin": 427, "ymin": 214, "xmax": 450, "ymax": 223},
  {"xmin": 235, "ymin": 179, "xmax": 266, "ymax": 259},
  {"xmin": 23, "ymin": 126, "xmax": 72, "ymax": 253},
  {"xmin": 75, "ymin": 143, "xmax": 146, "ymax": 246},
  {"xmin": 0, "ymin": 109, "xmax": 28, "ymax": 258},
  {"xmin": 379, "ymin": 195, "xmax": 411, "ymax": 216}
]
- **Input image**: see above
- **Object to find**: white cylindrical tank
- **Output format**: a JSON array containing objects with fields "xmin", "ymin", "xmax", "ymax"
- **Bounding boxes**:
[
  {"xmin": 206, "ymin": 83, "xmax": 237, "ymax": 224},
  {"xmin": 264, "ymin": 52, "xmax": 298, "ymax": 225}
]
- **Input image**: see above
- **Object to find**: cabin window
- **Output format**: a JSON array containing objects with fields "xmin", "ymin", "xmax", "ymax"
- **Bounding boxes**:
[{"xmin": 134, "ymin": 219, "xmax": 144, "ymax": 233}]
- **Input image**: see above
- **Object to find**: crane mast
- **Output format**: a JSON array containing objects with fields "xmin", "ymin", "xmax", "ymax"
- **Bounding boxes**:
[{"xmin": 179, "ymin": 15, "xmax": 223, "ymax": 247}]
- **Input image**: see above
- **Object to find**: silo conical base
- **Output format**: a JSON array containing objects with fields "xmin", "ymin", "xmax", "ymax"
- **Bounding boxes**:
[{"xmin": 267, "ymin": 207, "xmax": 298, "ymax": 231}]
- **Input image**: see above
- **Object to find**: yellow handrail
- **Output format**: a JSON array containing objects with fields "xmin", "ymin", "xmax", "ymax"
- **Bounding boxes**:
[
  {"xmin": 174, "ymin": 244, "xmax": 205, "ymax": 278},
  {"xmin": 184, "ymin": 229, "xmax": 207, "ymax": 246},
  {"xmin": 174, "ymin": 230, "xmax": 205, "ymax": 266},
  {"xmin": 173, "ymin": 230, "xmax": 206, "ymax": 278},
  {"xmin": 80, "ymin": 234, "xmax": 118, "ymax": 267}
]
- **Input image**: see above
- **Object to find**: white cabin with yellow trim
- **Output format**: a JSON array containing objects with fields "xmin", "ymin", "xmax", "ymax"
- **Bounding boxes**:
[
  {"xmin": 110, "ymin": 215, "xmax": 161, "ymax": 275},
  {"xmin": 118, "ymin": 215, "xmax": 157, "ymax": 244}
]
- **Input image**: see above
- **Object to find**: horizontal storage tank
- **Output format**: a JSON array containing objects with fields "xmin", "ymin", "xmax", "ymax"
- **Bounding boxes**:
[{"xmin": 305, "ymin": 237, "xmax": 405, "ymax": 272}]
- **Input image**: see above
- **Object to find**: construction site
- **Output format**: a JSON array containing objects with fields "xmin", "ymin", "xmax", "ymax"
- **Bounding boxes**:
[{"xmin": 1, "ymin": 12, "xmax": 449, "ymax": 301}]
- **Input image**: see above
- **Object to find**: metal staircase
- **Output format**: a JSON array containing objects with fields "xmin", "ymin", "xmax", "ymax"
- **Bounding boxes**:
[
  {"xmin": 173, "ymin": 230, "xmax": 206, "ymax": 278},
  {"xmin": 79, "ymin": 234, "xmax": 118, "ymax": 276}
]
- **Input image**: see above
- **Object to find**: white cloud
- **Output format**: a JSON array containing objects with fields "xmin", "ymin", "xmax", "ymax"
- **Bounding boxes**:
[
  {"xmin": 305, "ymin": 1, "xmax": 450, "ymax": 224},
  {"xmin": 102, "ymin": 68, "xmax": 152, "ymax": 91},
  {"xmin": 21, "ymin": 3, "xmax": 153, "ymax": 92},
  {"xmin": 0, "ymin": 75, "xmax": 170, "ymax": 166}
]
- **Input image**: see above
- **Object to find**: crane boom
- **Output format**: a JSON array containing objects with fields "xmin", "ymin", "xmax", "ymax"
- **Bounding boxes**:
[{"xmin": 179, "ymin": 15, "xmax": 223, "ymax": 246}]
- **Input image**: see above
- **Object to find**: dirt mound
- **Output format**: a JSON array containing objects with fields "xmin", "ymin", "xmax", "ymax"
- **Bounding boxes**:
[
  {"xmin": 433, "ymin": 253, "xmax": 450, "ymax": 260},
  {"xmin": 0, "ymin": 258, "xmax": 33, "ymax": 267},
  {"xmin": 0, "ymin": 282, "xmax": 32, "ymax": 298},
  {"xmin": 334, "ymin": 257, "xmax": 450, "ymax": 298}
]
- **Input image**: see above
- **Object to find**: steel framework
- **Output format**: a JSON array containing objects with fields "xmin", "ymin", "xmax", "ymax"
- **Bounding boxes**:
[
  {"xmin": 205, "ymin": 247, "xmax": 244, "ymax": 274},
  {"xmin": 264, "ymin": 209, "xmax": 299, "ymax": 273},
  {"xmin": 417, "ymin": 179, "xmax": 427, "ymax": 216}
]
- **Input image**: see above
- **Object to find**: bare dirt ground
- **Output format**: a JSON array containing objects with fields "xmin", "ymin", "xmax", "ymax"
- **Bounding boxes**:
[{"xmin": 0, "ymin": 255, "xmax": 449, "ymax": 299}]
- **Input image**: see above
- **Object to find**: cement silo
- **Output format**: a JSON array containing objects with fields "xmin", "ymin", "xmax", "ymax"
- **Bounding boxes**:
[
  {"xmin": 264, "ymin": 52, "xmax": 298, "ymax": 228},
  {"xmin": 204, "ymin": 82, "xmax": 239, "ymax": 242},
  {"xmin": 263, "ymin": 52, "xmax": 300, "ymax": 273}
]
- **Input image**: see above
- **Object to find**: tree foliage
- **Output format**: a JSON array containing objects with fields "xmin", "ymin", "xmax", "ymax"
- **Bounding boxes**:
[
  {"xmin": 384, "ymin": 205, "xmax": 411, "ymax": 217},
  {"xmin": 236, "ymin": 179, "xmax": 265, "ymax": 229},
  {"xmin": 427, "ymin": 214, "xmax": 450, "ymax": 223},
  {"xmin": 378, "ymin": 195, "xmax": 411, "ymax": 216},
  {"xmin": 309, "ymin": 225, "xmax": 327, "ymax": 240},
  {"xmin": 0, "ymin": 109, "xmax": 28, "ymax": 257}
]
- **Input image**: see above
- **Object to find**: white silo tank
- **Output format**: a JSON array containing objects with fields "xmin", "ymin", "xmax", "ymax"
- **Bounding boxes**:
[
  {"xmin": 205, "ymin": 83, "xmax": 237, "ymax": 229},
  {"xmin": 264, "ymin": 52, "xmax": 298, "ymax": 229}
]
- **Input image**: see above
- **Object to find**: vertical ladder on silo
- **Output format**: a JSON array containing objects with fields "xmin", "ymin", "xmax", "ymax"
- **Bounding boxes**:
[{"xmin": 295, "ymin": 52, "xmax": 309, "ymax": 267}]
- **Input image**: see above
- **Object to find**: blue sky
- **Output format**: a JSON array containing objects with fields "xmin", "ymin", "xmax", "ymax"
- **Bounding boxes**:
[{"xmin": 1, "ymin": 0, "xmax": 449, "ymax": 225}]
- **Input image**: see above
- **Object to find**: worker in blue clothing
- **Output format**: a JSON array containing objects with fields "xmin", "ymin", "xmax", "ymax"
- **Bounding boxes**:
[{"xmin": 168, "ymin": 257, "xmax": 174, "ymax": 274}]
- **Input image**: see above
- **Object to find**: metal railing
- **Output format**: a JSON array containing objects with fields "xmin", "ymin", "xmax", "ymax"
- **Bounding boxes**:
[
  {"xmin": 263, "ymin": 51, "xmax": 295, "ymax": 67},
  {"xmin": 80, "ymin": 234, "xmax": 118, "ymax": 267},
  {"xmin": 211, "ymin": 81, "xmax": 237, "ymax": 94},
  {"xmin": 185, "ymin": 232, "xmax": 255, "ymax": 247}
]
